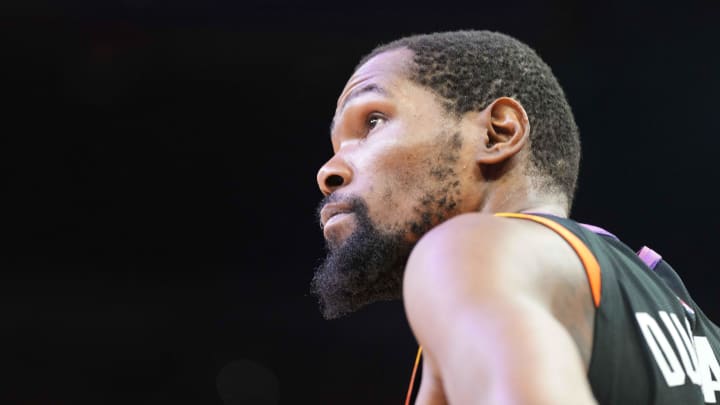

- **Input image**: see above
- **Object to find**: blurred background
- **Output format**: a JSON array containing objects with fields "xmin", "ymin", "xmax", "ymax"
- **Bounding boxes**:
[{"xmin": 2, "ymin": 0, "xmax": 719, "ymax": 403}]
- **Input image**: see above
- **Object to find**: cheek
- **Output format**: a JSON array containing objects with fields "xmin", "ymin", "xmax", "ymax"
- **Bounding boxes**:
[{"xmin": 363, "ymin": 141, "xmax": 462, "ymax": 229}]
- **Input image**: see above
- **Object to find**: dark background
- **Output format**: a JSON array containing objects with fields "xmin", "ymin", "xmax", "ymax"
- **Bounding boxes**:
[{"xmin": 2, "ymin": 0, "xmax": 719, "ymax": 404}]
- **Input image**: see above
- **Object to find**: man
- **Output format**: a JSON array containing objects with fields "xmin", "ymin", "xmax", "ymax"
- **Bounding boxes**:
[{"xmin": 311, "ymin": 30, "xmax": 720, "ymax": 404}]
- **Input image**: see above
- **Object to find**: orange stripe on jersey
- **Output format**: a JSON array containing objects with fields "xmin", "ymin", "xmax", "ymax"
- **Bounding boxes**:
[
  {"xmin": 404, "ymin": 346, "xmax": 423, "ymax": 405},
  {"xmin": 495, "ymin": 212, "xmax": 602, "ymax": 308}
]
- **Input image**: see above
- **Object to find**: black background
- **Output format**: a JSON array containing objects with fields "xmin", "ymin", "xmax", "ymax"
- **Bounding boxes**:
[{"xmin": 2, "ymin": 0, "xmax": 719, "ymax": 404}]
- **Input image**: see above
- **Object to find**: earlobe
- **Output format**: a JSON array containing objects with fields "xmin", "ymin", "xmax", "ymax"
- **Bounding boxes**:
[{"xmin": 477, "ymin": 97, "xmax": 529, "ymax": 165}]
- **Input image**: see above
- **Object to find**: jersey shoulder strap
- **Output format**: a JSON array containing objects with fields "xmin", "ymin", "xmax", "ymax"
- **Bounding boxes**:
[{"xmin": 494, "ymin": 212, "xmax": 602, "ymax": 308}]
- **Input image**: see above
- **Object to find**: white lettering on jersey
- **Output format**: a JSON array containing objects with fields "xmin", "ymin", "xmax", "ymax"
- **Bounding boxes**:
[
  {"xmin": 696, "ymin": 337, "xmax": 720, "ymax": 403},
  {"xmin": 635, "ymin": 312, "xmax": 720, "ymax": 403},
  {"xmin": 636, "ymin": 312, "xmax": 686, "ymax": 386},
  {"xmin": 660, "ymin": 311, "xmax": 700, "ymax": 384}
]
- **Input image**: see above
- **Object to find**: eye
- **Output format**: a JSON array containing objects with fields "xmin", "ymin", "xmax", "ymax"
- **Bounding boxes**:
[{"xmin": 366, "ymin": 113, "xmax": 387, "ymax": 132}]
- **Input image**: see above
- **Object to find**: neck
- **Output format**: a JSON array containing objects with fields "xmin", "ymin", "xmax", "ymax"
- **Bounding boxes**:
[{"xmin": 477, "ymin": 174, "xmax": 568, "ymax": 218}]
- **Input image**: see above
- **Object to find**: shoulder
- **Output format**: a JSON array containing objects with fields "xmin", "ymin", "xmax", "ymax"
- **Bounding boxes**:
[
  {"xmin": 404, "ymin": 212, "xmax": 584, "ymax": 292},
  {"xmin": 403, "ymin": 212, "xmax": 596, "ymax": 366}
]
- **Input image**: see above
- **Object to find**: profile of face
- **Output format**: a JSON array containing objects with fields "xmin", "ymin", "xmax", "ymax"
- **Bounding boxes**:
[{"xmin": 311, "ymin": 48, "xmax": 486, "ymax": 320}]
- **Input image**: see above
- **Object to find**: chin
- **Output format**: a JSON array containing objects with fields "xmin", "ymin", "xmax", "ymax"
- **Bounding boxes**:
[
  {"xmin": 312, "ymin": 194, "xmax": 417, "ymax": 319},
  {"xmin": 312, "ymin": 221, "xmax": 410, "ymax": 320}
]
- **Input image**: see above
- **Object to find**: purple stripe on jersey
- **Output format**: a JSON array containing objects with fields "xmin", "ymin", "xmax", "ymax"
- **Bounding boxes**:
[
  {"xmin": 579, "ymin": 223, "xmax": 618, "ymax": 239},
  {"xmin": 518, "ymin": 211, "xmax": 619, "ymax": 239},
  {"xmin": 637, "ymin": 245, "xmax": 662, "ymax": 270}
]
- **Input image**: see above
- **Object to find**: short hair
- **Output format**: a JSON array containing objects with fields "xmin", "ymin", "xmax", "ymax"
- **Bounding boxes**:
[{"xmin": 356, "ymin": 30, "xmax": 581, "ymax": 210}]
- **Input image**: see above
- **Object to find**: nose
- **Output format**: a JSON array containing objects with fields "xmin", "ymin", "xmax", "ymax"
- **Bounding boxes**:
[{"xmin": 316, "ymin": 154, "xmax": 353, "ymax": 196}]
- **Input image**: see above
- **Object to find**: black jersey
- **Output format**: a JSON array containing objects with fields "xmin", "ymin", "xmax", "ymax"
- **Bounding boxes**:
[
  {"xmin": 528, "ymin": 213, "xmax": 720, "ymax": 404},
  {"xmin": 404, "ymin": 213, "xmax": 720, "ymax": 405}
]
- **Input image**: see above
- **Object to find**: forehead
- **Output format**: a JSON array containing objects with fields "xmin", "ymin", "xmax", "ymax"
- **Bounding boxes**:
[{"xmin": 335, "ymin": 48, "xmax": 414, "ymax": 114}]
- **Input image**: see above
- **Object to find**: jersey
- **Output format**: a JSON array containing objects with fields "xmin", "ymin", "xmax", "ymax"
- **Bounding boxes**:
[{"xmin": 404, "ymin": 212, "xmax": 720, "ymax": 405}]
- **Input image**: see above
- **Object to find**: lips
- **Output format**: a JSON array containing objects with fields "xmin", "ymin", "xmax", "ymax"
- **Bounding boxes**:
[{"xmin": 320, "ymin": 203, "xmax": 353, "ymax": 229}]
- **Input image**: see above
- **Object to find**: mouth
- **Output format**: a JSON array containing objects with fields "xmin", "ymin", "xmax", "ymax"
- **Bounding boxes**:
[{"xmin": 320, "ymin": 203, "xmax": 353, "ymax": 229}]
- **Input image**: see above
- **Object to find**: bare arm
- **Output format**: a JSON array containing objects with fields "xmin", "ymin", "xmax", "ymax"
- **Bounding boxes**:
[{"xmin": 403, "ymin": 214, "xmax": 597, "ymax": 405}]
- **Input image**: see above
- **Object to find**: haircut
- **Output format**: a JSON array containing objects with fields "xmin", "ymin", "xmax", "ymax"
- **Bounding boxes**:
[{"xmin": 356, "ymin": 30, "xmax": 581, "ymax": 209}]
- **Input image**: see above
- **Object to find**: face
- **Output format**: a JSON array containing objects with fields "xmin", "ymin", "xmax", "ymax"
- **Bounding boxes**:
[{"xmin": 311, "ymin": 48, "xmax": 484, "ymax": 319}]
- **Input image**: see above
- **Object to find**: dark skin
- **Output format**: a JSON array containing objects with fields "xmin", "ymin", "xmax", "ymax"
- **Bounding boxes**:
[{"xmin": 315, "ymin": 47, "xmax": 598, "ymax": 404}]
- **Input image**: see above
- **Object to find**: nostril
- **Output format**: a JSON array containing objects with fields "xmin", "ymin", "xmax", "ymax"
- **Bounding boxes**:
[{"xmin": 325, "ymin": 174, "xmax": 344, "ymax": 188}]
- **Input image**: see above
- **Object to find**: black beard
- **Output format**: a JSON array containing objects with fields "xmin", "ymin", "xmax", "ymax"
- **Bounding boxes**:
[{"xmin": 310, "ymin": 196, "xmax": 415, "ymax": 320}]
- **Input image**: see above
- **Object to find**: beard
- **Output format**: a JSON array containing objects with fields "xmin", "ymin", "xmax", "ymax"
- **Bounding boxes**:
[{"xmin": 310, "ymin": 196, "xmax": 416, "ymax": 320}]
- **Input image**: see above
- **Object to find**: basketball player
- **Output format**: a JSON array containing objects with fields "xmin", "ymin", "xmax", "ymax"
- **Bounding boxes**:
[{"xmin": 311, "ymin": 30, "xmax": 720, "ymax": 404}]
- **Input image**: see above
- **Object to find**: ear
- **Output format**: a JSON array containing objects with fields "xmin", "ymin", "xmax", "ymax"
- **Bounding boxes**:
[{"xmin": 476, "ymin": 97, "xmax": 529, "ymax": 165}]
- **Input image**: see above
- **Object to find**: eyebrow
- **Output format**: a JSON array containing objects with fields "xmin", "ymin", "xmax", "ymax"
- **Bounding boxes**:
[{"xmin": 329, "ymin": 83, "xmax": 391, "ymax": 134}]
